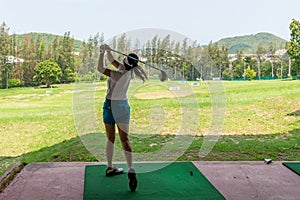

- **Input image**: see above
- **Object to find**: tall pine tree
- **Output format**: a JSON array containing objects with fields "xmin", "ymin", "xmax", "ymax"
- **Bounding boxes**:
[
  {"xmin": 56, "ymin": 32, "xmax": 75, "ymax": 83},
  {"xmin": 0, "ymin": 22, "xmax": 11, "ymax": 88},
  {"xmin": 19, "ymin": 34, "xmax": 36, "ymax": 86},
  {"xmin": 287, "ymin": 18, "xmax": 300, "ymax": 75}
]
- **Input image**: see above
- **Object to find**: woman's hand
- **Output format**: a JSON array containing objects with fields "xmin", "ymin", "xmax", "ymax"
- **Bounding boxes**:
[
  {"xmin": 103, "ymin": 44, "xmax": 111, "ymax": 51},
  {"xmin": 100, "ymin": 45, "xmax": 106, "ymax": 53},
  {"xmin": 99, "ymin": 44, "xmax": 118, "ymax": 69},
  {"xmin": 100, "ymin": 44, "xmax": 111, "ymax": 53}
]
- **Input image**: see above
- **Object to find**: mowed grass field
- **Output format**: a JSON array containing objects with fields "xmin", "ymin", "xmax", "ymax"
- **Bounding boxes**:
[{"xmin": 0, "ymin": 79, "xmax": 299, "ymax": 176}]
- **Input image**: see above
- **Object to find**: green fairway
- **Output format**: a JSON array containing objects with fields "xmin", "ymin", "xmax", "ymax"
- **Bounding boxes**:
[{"xmin": 0, "ymin": 80, "xmax": 299, "ymax": 176}]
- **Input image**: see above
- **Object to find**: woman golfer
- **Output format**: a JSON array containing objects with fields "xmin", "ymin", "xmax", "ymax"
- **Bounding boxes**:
[{"xmin": 98, "ymin": 44, "xmax": 147, "ymax": 192}]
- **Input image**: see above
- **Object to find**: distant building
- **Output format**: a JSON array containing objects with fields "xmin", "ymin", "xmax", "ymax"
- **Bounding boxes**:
[
  {"xmin": 274, "ymin": 49, "xmax": 287, "ymax": 56},
  {"xmin": 228, "ymin": 49, "xmax": 287, "ymax": 62},
  {"xmin": 6, "ymin": 56, "xmax": 24, "ymax": 63},
  {"xmin": 72, "ymin": 52, "xmax": 80, "ymax": 56}
]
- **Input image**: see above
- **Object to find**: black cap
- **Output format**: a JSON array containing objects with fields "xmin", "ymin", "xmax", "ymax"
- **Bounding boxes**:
[{"xmin": 127, "ymin": 53, "xmax": 139, "ymax": 67}]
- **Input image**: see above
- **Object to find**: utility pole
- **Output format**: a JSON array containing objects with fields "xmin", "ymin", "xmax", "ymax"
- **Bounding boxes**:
[
  {"xmin": 257, "ymin": 56, "xmax": 261, "ymax": 80},
  {"xmin": 230, "ymin": 63, "xmax": 233, "ymax": 81},
  {"xmin": 5, "ymin": 56, "xmax": 14, "ymax": 89},
  {"xmin": 270, "ymin": 59, "xmax": 274, "ymax": 78},
  {"xmin": 288, "ymin": 57, "xmax": 291, "ymax": 77},
  {"xmin": 281, "ymin": 59, "xmax": 283, "ymax": 78}
]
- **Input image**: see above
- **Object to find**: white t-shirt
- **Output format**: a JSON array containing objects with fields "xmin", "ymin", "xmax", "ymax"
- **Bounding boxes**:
[{"xmin": 106, "ymin": 69, "xmax": 132, "ymax": 100}]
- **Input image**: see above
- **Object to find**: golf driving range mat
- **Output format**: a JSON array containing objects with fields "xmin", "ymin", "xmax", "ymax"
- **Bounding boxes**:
[
  {"xmin": 282, "ymin": 162, "xmax": 300, "ymax": 175},
  {"xmin": 83, "ymin": 162, "xmax": 225, "ymax": 200}
]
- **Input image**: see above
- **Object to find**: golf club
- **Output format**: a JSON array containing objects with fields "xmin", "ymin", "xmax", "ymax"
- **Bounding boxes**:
[{"xmin": 109, "ymin": 49, "xmax": 168, "ymax": 81}]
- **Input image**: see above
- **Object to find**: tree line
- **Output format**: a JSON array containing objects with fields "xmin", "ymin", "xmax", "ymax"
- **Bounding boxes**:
[{"xmin": 1, "ymin": 19, "xmax": 300, "ymax": 88}]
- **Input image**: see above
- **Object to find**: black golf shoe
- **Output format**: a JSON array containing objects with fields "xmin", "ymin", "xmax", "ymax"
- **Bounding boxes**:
[
  {"xmin": 128, "ymin": 168, "xmax": 138, "ymax": 192},
  {"xmin": 105, "ymin": 166, "xmax": 123, "ymax": 176}
]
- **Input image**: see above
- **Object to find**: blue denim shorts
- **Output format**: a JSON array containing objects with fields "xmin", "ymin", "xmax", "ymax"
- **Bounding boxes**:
[{"xmin": 103, "ymin": 99, "xmax": 130, "ymax": 125}]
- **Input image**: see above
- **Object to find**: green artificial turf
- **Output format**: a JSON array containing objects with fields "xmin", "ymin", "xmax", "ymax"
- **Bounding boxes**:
[
  {"xmin": 282, "ymin": 162, "xmax": 300, "ymax": 175},
  {"xmin": 83, "ymin": 162, "xmax": 225, "ymax": 200}
]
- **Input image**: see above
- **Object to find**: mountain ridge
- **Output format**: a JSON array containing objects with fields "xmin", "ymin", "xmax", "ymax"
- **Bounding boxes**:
[
  {"xmin": 215, "ymin": 32, "xmax": 287, "ymax": 54},
  {"xmin": 13, "ymin": 32, "xmax": 288, "ymax": 54}
]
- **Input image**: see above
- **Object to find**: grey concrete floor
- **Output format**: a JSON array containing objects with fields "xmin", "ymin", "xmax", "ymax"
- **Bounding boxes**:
[{"xmin": 0, "ymin": 161, "xmax": 299, "ymax": 200}]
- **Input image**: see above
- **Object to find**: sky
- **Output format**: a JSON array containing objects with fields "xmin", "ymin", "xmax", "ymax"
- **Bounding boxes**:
[{"xmin": 1, "ymin": 0, "xmax": 300, "ymax": 45}]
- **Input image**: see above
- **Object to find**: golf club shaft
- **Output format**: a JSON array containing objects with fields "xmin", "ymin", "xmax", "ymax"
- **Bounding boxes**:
[{"xmin": 109, "ymin": 49, "xmax": 161, "ymax": 71}]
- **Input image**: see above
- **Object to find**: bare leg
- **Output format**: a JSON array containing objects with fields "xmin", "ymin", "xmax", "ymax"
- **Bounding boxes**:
[
  {"xmin": 118, "ymin": 123, "xmax": 137, "ymax": 191},
  {"xmin": 117, "ymin": 123, "xmax": 132, "ymax": 169},
  {"xmin": 105, "ymin": 123, "xmax": 116, "ymax": 168}
]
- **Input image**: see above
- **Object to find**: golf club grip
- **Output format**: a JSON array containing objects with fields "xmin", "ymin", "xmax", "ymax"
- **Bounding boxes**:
[{"xmin": 109, "ymin": 49, "xmax": 161, "ymax": 71}]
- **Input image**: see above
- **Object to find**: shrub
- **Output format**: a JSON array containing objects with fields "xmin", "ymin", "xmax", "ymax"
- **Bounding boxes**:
[
  {"xmin": 8, "ymin": 78, "xmax": 21, "ymax": 88},
  {"xmin": 33, "ymin": 60, "xmax": 62, "ymax": 87},
  {"xmin": 244, "ymin": 66, "xmax": 256, "ymax": 81}
]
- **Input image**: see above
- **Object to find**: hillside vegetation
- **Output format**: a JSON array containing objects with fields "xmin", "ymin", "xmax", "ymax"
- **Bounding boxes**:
[
  {"xmin": 215, "ymin": 32, "xmax": 287, "ymax": 54},
  {"xmin": 12, "ymin": 32, "xmax": 83, "ymax": 52}
]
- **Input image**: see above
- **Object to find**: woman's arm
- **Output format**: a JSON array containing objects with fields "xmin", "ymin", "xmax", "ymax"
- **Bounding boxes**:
[
  {"xmin": 97, "ymin": 47, "xmax": 111, "ymax": 77},
  {"xmin": 105, "ymin": 45, "xmax": 119, "ymax": 68},
  {"xmin": 101, "ymin": 44, "xmax": 120, "ymax": 68}
]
